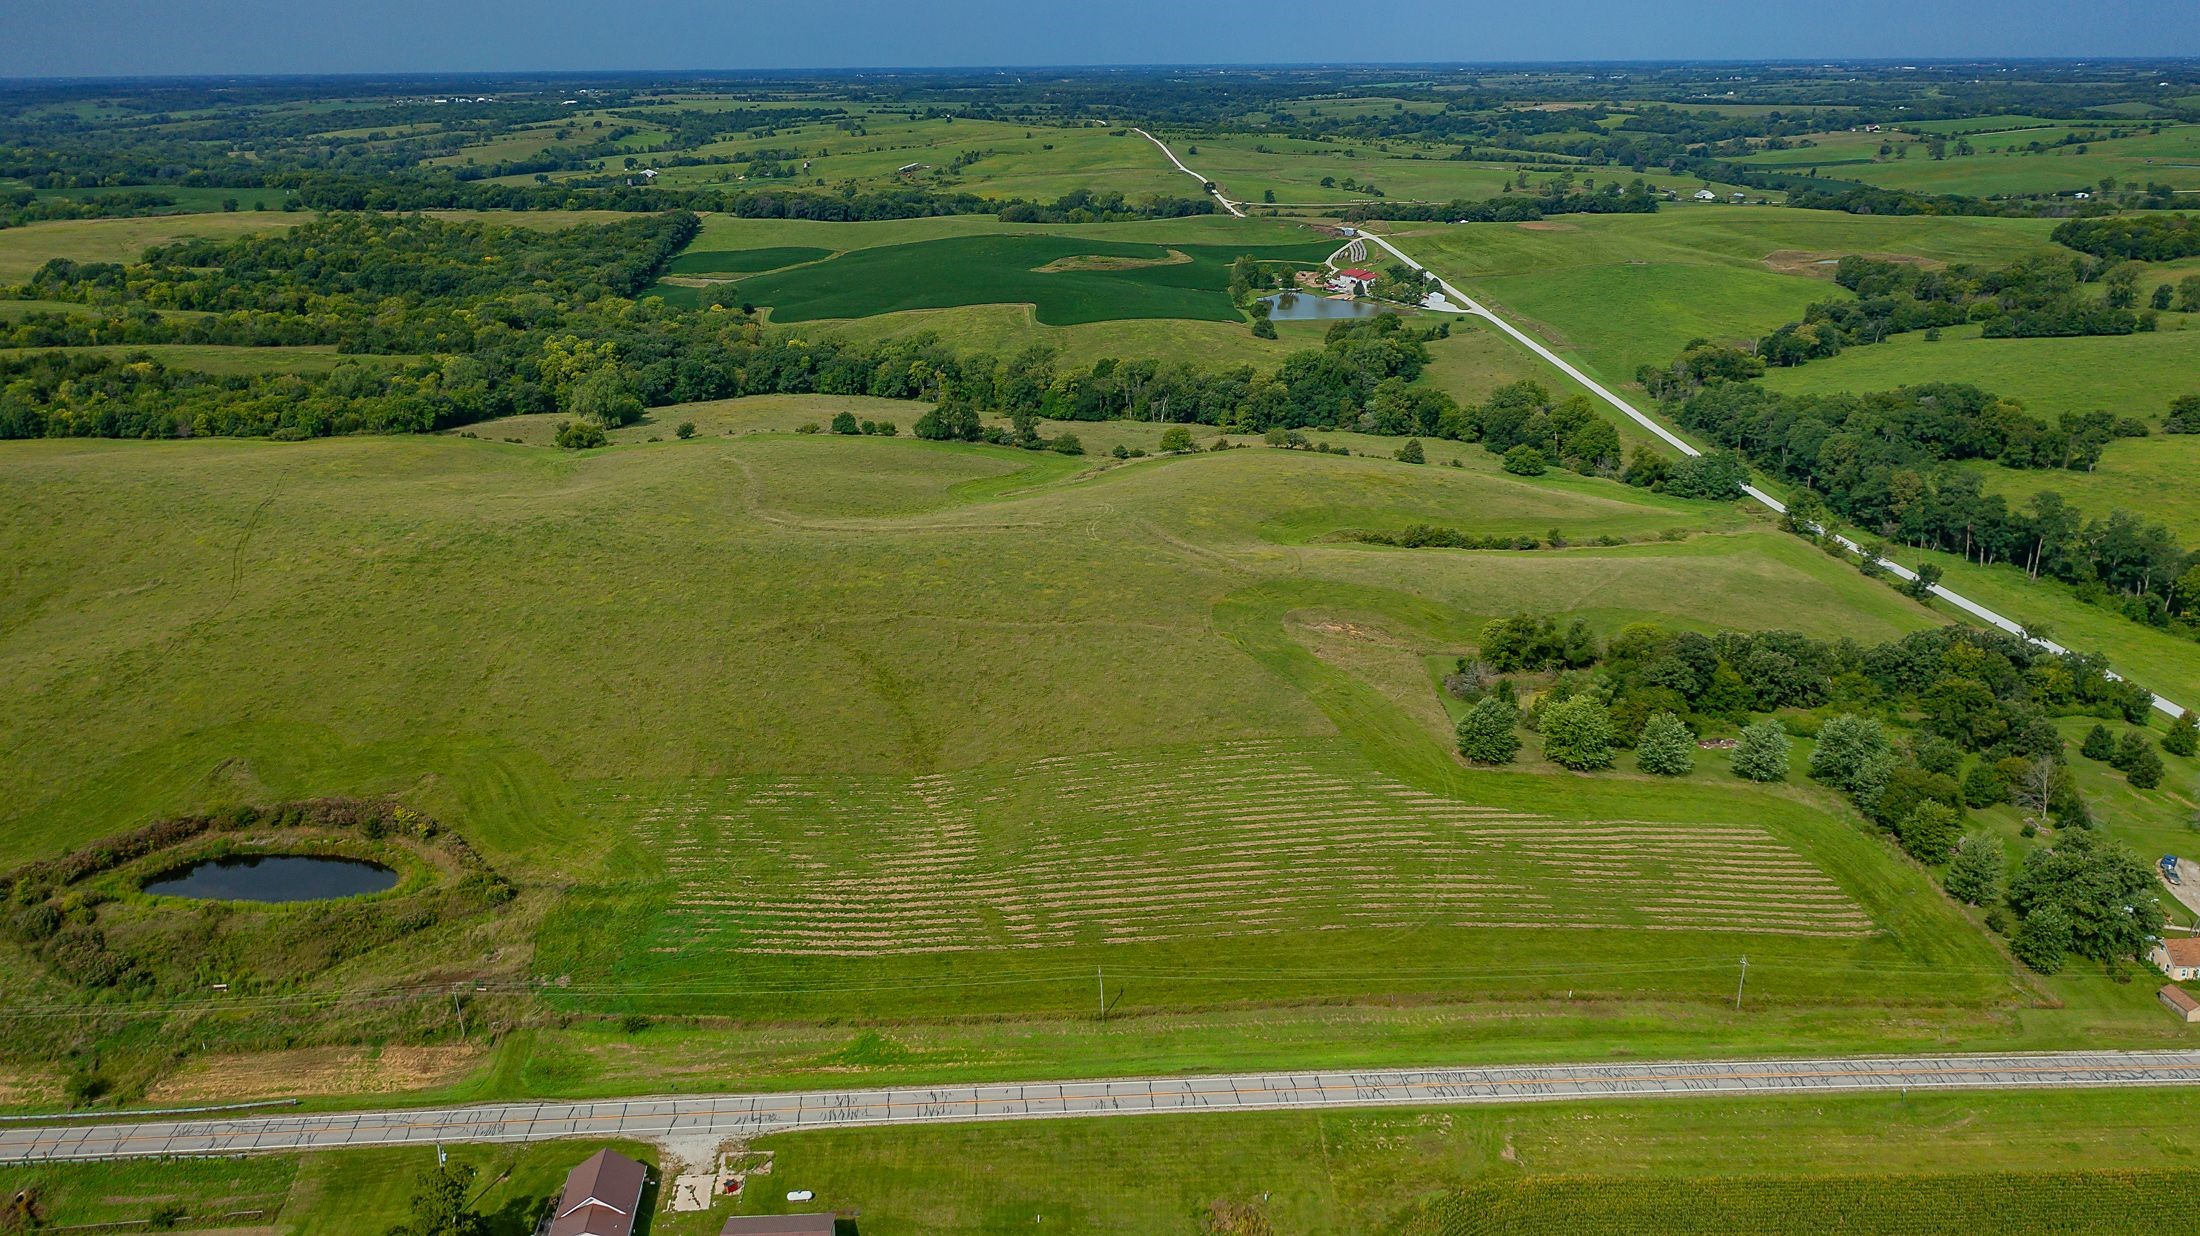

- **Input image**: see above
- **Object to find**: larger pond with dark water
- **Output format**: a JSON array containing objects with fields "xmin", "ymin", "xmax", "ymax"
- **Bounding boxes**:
[
  {"xmin": 142, "ymin": 854, "xmax": 398, "ymax": 903},
  {"xmin": 1259, "ymin": 291, "xmax": 1392, "ymax": 321}
]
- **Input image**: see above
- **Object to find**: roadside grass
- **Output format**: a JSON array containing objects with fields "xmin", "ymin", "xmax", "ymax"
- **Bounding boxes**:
[{"xmin": 17, "ymin": 1091, "xmax": 2200, "ymax": 1234}]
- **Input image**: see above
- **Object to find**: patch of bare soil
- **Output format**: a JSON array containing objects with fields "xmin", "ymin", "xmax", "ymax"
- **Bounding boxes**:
[
  {"xmin": 1762, "ymin": 249, "xmax": 1942, "ymax": 278},
  {"xmin": 1034, "ymin": 249, "xmax": 1192, "ymax": 273},
  {"xmin": 145, "ymin": 1044, "xmax": 484, "ymax": 1103},
  {"xmin": 1514, "ymin": 220, "xmax": 1577, "ymax": 231},
  {"xmin": 0, "ymin": 1066, "xmax": 60, "ymax": 1108}
]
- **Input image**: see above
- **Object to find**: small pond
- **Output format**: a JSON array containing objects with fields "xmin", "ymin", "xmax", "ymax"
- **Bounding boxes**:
[
  {"xmin": 142, "ymin": 854, "xmax": 399, "ymax": 903},
  {"xmin": 1260, "ymin": 292, "xmax": 1392, "ymax": 321}
]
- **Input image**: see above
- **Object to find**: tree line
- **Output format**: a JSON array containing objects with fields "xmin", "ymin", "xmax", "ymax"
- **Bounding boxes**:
[
  {"xmin": 1668, "ymin": 379, "xmax": 2198, "ymax": 633},
  {"xmin": 1448, "ymin": 617, "xmax": 2180, "ymax": 974}
]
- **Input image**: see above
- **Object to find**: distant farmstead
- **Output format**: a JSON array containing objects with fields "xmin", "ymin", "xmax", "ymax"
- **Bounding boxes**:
[
  {"xmin": 1332, "ymin": 267, "xmax": 1379, "ymax": 295},
  {"xmin": 549, "ymin": 1149, "xmax": 651, "ymax": 1236}
]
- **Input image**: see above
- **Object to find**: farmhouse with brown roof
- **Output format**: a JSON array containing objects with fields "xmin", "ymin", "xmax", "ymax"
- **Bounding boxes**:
[
  {"xmin": 2150, "ymin": 937, "xmax": 2200, "ymax": 982},
  {"xmin": 548, "ymin": 1149, "xmax": 650, "ymax": 1236}
]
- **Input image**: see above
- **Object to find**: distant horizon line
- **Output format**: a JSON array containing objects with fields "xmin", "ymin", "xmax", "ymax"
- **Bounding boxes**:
[{"xmin": 4, "ymin": 55, "xmax": 2199, "ymax": 87}]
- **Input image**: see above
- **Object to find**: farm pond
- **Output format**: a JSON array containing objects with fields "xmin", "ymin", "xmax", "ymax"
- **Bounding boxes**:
[
  {"xmin": 1260, "ymin": 291, "xmax": 1391, "ymax": 321},
  {"xmin": 143, "ymin": 854, "xmax": 398, "ymax": 902}
]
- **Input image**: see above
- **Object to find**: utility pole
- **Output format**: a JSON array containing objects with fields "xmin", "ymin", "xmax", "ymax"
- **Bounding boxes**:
[
  {"xmin": 1097, "ymin": 965, "xmax": 1106, "ymax": 1022},
  {"xmin": 1735, "ymin": 956, "xmax": 1749, "ymax": 1011}
]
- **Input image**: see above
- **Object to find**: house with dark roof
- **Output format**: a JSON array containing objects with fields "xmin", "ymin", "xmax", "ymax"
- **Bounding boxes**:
[
  {"xmin": 548, "ymin": 1149, "xmax": 650, "ymax": 1236},
  {"xmin": 719, "ymin": 1216, "xmax": 837, "ymax": 1235}
]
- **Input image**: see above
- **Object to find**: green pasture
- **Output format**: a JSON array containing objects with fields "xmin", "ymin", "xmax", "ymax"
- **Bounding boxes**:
[
  {"xmin": 0, "ymin": 421, "xmax": 2050, "ymax": 1076},
  {"xmin": 34, "ymin": 184, "xmax": 293, "ymax": 212},
  {"xmin": 650, "ymin": 115, "xmax": 1189, "ymax": 201},
  {"xmin": 0, "ymin": 212, "xmax": 300, "ymax": 282},
  {"xmin": 0, "ymin": 344, "xmax": 414, "ymax": 376},
  {"xmin": 1759, "ymin": 319, "xmax": 2199, "ymax": 420},
  {"xmin": 1736, "ymin": 123, "xmax": 2200, "ymax": 197},
  {"xmin": 1758, "ymin": 321, "xmax": 2200, "ymax": 540},
  {"xmin": 1389, "ymin": 207, "xmax": 2065, "ymax": 387}
]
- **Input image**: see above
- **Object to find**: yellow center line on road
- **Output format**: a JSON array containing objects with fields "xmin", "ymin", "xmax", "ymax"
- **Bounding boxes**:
[{"xmin": 18, "ymin": 1058, "xmax": 2200, "ymax": 1156}]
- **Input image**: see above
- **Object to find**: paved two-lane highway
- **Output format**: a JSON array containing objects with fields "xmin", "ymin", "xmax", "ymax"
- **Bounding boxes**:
[{"xmin": 11, "ymin": 1051, "xmax": 2200, "ymax": 1162}]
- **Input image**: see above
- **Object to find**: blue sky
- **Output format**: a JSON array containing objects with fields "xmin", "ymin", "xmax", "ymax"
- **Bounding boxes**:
[{"xmin": 3, "ymin": 0, "xmax": 2196, "ymax": 77}]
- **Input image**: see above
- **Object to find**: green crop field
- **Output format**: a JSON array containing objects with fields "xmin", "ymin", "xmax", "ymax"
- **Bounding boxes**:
[
  {"xmin": 660, "ymin": 245, "xmax": 832, "ymax": 275},
  {"xmin": 730, "ymin": 234, "xmax": 1334, "ymax": 324}
]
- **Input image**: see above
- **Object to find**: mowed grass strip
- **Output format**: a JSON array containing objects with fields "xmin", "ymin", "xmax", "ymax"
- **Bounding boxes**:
[{"xmin": 736, "ymin": 234, "xmax": 1335, "ymax": 324}]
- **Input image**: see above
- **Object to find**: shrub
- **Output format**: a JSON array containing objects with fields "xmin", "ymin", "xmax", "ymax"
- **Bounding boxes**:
[
  {"xmin": 2113, "ymin": 729, "xmax": 2151, "ymax": 771},
  {"xmin": 1960, "ymin": 761, "xmax": 2006, "ymax": 808},
  {"xmin": 1944, "ymin": 834, "xmax": 2005, "ymax": 905},
  {"xmin": 2012, "ymin": 904, "xmax": 2073, "ymax": 974},
  {"xmin": 566, "ymin": 368, "xmax": 643, "ymax": 428},
  {"xmin": 1455, "ymin": 696, "xmax": 1521, "ymax": 765},
  {"xmin": 2126, "ymin": 744, "xmax": 2165, "ymax": 789},
  {"xmin": 1050, "ymin": 433, "xmax": 1084, "ymax": 455},
  {"xmin": 1501, "ymin": 445, "xmax": 1546, "ymax": 476},
  {"xmin": 675, "ymin": 421, "xmax": 696, "ymax": 439},
  {"xmin": 1896, "ymin": 801, "xmax": 1962, "ymax": 863},
  {"xmin": 553, "ymin": 419, "xmax": 607, "ymax": 450},
  {"xmin": 1809, "ymin": 714, "xmax": 1892, "ymax": 792},
  {"xmin": 1541, "ymin": 696, "xmax": 1614, "ymax": 771},
  {"xmin": 1394, "ymin": 437, "xmax": 1425, "ymax": 464},
  {"xmin": 2166, "ymin": 713, "xmax": 2198, "ymax": 757},
  {"xmin": 795, "ymin": 422, "xmax": 820, "ymax": 434},
  {"xmin": 830, "ymin": 411, "xmax": 860, "ymax": 434},
  {"xmin": 2081, "ymin": 724, "xmax": 2115, "ymax": 761},
  {"xmin": 1635, "ymin": 711, "xmax": 1695, "ymax": 776},
  {"xmin": 1732, "ymin": 721, "xmax": 1791, "ymax": 782},
  {"xmin": 1159, "ymin": 425, "xmax": 1196, "ymax": 453}
]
